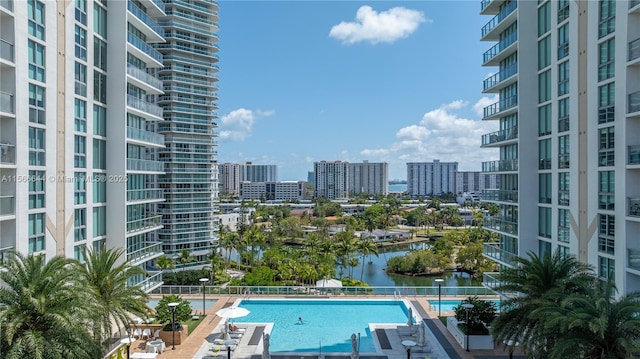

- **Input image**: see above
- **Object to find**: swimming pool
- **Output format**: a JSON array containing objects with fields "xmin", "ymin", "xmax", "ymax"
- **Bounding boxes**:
[
  {"xmin": 147, "ymin": 298, "xmax": 218, "ymax": 311},
  {"xmin": 235, "ymin": 300, "xmax": 410, "ymax": 353},
  {"xmin": 427, "ymin": 299, "xmax": 501, "ymax": 312}
]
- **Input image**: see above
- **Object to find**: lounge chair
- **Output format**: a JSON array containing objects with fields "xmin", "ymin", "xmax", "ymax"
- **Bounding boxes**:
[
  {"xmin": 153, "ymin": 329, "xmax": 161, "ymax": 340},
  {"xmin": 132, "ymin": 328, "xmax": 142, "ymax": 338},
  {"xmin": 142, "ymin": 328, "xmax": 151, "ymax": 340}
]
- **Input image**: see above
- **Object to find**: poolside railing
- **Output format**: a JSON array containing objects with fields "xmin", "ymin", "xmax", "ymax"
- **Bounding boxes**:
[{"xmin": 150, "ymin": 285, "xmax": 495, "ymax": 298}]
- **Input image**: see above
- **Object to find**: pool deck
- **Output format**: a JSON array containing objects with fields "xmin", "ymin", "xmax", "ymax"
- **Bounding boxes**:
[{"xmin": 128, "ymin": 295, "xmax": 524, "ymax": 359}]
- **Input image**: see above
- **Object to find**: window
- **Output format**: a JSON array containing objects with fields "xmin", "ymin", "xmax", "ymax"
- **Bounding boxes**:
[
  {"xmin": 28, "ymin": 0, "xmax": 45, "ymax": 40},
  {"xmin": 75, "ymin": 62, "xmax": 87, "ymax": 97},
  {"xmin": 74, "ymin": 172, "xmax": 86, "ymax": 205},
  {"xmin": 93, "ymin": 206, "xmax": 107, "ymax": 237},
  {"xmin": 599, "ymin": 126, "xmax": 615, "ymax": 166},
  {"xmin": 75, "ymin": 99, "xmax": 86, "ymax": 132},
  {"xmin": 538, "ymin": 239, "xmax": 551, "ymax": 257},
  {"xmin": 74, "ymin": 244, "xmax": 86, "ymax": 262},
  {"xmin": 599, "ymin": 0, "xmax": 615, "ymax": 38},
  {"xmin": 74, "ymin": 25, "xmax": 87, "ymax": 60},
  {"xmin": 598, "ymin": 256, "xmax": 615, "ymax": 281},
  {"xmin": 538, "ymin": 1, "xmax": 550, "ymax": 36},
  {"xmin": 558, "ymin": 209, "xmax": 570, "ymax": 243},
  {"xmin": 93, "ymin": 180, "xmax": 106, "ymax": 203},
  {"xmin": 559, "ymin": 172, "xmax": 570, "ymax": 206},
  {"xmin": 598, "ymin": 214, "xmax": 615, "ymax": 255},
  {"xmin": 598, "ymin": 83, "xmax": 615, "ymax": 124},
  {"xmin": 558, "ymin": 23, "xmax": 569, "ymax": 59},
  {"xmin": 558, "ymin": 245, "xmax": 570, "ymax": 258},
  {"xmin": 599, "ymin": 171, "xmax": 615, "ymax": 210},
  {"xmin": 74, "ymin": 135, "xmax": 86, "ymax": 168},
  {"xmin": 538, "ymin": 207, "xmax": 552, "ymax": 238},
  {"xmin": 75, "ymin": 0, "xmax": 87, "ymax": 25},
  {"xmin": 558, "ymin": 98, "xmax": 569, "ymax": 132},
  {"xmin": 94, "ymin": 105, "xmax": 107, "ymax": 136},
  {"xmin": 558, "ymin": 0, "xmax": 569, "ymax": 23},
  {"xmin": 93, "ymin": 139, "xmax": 106, "ymax": 169},
  {"xmin": 538, "ymin": 70, "xmax": 551, "ymax": 103},
  {"xmin": 539, "ymin": 173, "xmax": 551, "ymax": 204},
  {"xmin": 599, "ymin": 38, "xmax": 615, "ymax": 81},
  {"xmin": 29, "ymin": 127, "xmax": 45, "ymax": 166},
  {"xmin": 558, "ymin": 61, "xmax": 569, "ymax": 96},
  {"xmin": 29, "ymin": 84, "xmax": 45, "ymax": 124},
  {"xmin": 74, "ymin": 208, "xmax": 86, "ymax": 242},
  {"xmin": 94, "ymin": 4, "xmax": 107, "ymax": 38},
  {"xmin": 94, "ymin": 38, "xmax": 107, "ymax": 71},
  {"xmin": 94, "ymin": 71, "xmax": 107, "ymax": 104},
  {"xmin": 28, "ymin": 213, "xmax": 45, "ymax": 253},
  {"xmin": 559, "ymin": 135, "xmax": 570, "ymax": 169},
  {"xmin": 28, "ymin": 40, "xmax": 45, "ymax": 82},
  {"xmin": 28, "ymin": 170, "xmax": 45, "ymax": 209},
  {"xmin": 539, "ymin": 138, "xmax": 551, "ymax": 169},
  {"xmin": 538, "ymin": 104, "xmax": 551, "ymax": 136}
]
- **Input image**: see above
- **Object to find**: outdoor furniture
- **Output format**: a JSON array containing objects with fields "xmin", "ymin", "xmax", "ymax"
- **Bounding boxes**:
[
  {"xmin": 132, "ymin": 328, "xmax": 142, "ymax": 338},
  {"xmin": 130, "ymin": 353, "xmax": 158, "ymax": 359},
  {"xmin": 152, "ymin": 329, "xmax": 161, "ymax": 340},
  {"xmin": 146, "ymin": 340, "xmax": 165, "ymax": 354},
  {"xmin": 142, "ymin": 328, "xmax": 151, "ymax": 340}
]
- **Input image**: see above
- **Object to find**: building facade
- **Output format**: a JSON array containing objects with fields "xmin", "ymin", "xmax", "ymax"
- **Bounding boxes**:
[
  {"xmin": 454, "ymin": 171, "xmax": 500, "ymax": 194},
  {"xmin": 406, "ymin": 160, "xmax": 458, "ymax": 197},
  {"xmin": 219, "ymin": 162, "xmax": 241, "ymax": 196},
  {"xmin": 314, "ymin": 161, "xmax": 349, "ymax": 199},
  {"xmin": 479, "ymin": 0, "xmax": 640, "ymax": 295},
  {"xmin": 239, "ymin": 181, "xmax": 306, "ymax": 201},
  {"xmin": 348, "ymin": 161, "xmax": 388, "ymax": 196},
  {"xmin": 241, "ymin": 162, "xmax": 277, "ymax": 182}
]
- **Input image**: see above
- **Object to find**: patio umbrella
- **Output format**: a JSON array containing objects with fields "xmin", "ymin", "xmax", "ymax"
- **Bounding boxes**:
[
  {"xmin": 417, "ymin": 323, "xmax": 425, "ymax": 346},
  {"xmin": 262, "ymin": 332, "xmax": 271, "ymax": 359},
  {"xmin": 215, "ymin": 306, "xmax": 250, "ymax": 319},
  {"xmin": 407, "ymin": 307, "xmax": 413, "ymax": 327},
  {"xmin": 316, "ymin": 278, "xmax": 343, "ymax": 288},
  {"xmin": 350, "ymin": 333, "xmax": 359, "ymax": 359}
]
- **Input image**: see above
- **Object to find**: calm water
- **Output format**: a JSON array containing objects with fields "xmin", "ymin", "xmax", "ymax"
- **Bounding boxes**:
[
  {"xmin": 388, "ymin": 183, "xmax": 407, "ymax": 192},
  {"xmin": 427, "ymin": 299, "xmax": 501, "ymax": 312},
  {"xmin": 147, "ymin": 298, "xmax": 218, "ymax": 311},
  {"xmin": 235, "ymin": 299, "xmax": 408, "ymax": 352}
]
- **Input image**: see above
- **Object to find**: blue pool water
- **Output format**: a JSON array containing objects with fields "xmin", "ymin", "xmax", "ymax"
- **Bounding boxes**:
[
  {"xmin": 147, "ymin": 298, "xmax": 218, "ymax": 311},
  {"xmin": 235, "ymin": 300, "xmax": 409, "ymax": 353},
  {"xmin": 427, "ymin": 299, "xmax": 501, "ymax": 312}
]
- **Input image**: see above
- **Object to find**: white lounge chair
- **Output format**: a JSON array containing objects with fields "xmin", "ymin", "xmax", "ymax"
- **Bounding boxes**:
[
  {"xmin": 132, "ymin": 328, "xmax": 142, "ymax": 338},
  {"xmin": 142, "ymin": 328, "xmax": 151, "ymax": 340}
]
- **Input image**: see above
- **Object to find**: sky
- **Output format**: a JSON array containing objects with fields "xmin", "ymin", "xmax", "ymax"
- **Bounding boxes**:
[{"xmin": 216, "ymin": 1, "xmax": 500, "ymax": 181}]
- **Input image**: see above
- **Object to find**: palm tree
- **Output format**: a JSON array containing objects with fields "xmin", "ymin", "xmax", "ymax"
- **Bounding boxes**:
[
  {"xmin": 75, "ymin": 247, "xmax": 151, "ymax": 343},
  {"xmin": 491, "ymin": 250, "xmax": 595, "ymax": 356},
  {"xmin": 155, "ymin": 255, "xmax": 175, "ymax": 271},
  {"xmin": 0, "ymin": 253, "xmax": 103, "ymax": 359},
  {"xmin": 357, "ymin": 237, "xmax": 379, "ymax": 282}
]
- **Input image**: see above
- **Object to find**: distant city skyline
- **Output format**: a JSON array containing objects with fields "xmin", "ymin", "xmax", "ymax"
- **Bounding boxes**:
[{"xmin": 216, "ymin": 1, "xmax": 499, "ymax": 180}]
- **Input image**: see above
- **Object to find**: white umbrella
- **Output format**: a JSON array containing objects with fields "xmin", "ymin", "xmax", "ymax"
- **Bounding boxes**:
[
  {"xmin": 417, "ymin": 323, "xmax": 425, "ymax": 346},
  {"xmin": 407, "ymin": 307, "xmax": 413, "ymax": 327},
  {"xmin": 262, "ymin": 332, "xmax": 271, "ymax": 359},
  {"xmin": 316, "ymin": 278, "xmax": 343, "ymax": 288},
  {"xmin": 215, "ymin": 306, "xmax": 250, "ymax": 319}
]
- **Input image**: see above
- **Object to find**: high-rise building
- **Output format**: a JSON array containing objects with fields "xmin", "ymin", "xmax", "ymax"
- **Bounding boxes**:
[
  {"xmin": 240, "ymin": 162, "xmax": 277, "ymax": 182},
  {"xmin": 314, "ymin": 161, "xmax": 349, "ymax": 199},
  {"xmin": 156, "ymin": 1, "xmax": 220, "ymax": 268},
  {"xmin": 479, "ymin": 0, "xmax": 640, "ymax": 295},
  {"xmin": 239, "ymin": 181, "xmax": 307, "ymax": 201},
  {"xmin": 454, "ymin": 171, "xmax": 500, "ymax": 194},
  {"xmin": 0, "ymin": 0, "xmax": 219, "ymax": 288},
  {"xmin": 348, "ymin": 161, "xmax": 388, "ymax": 196},
  {"xmin": 406, "ymin": 160, "xmax": 458, "ymax": 197},
  {"xmin": 219, "ymin": 162, "xmax": 241, "ymax": 196}
]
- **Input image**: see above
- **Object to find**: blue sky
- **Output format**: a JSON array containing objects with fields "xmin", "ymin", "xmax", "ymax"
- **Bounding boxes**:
[{"xmin": 217, "ymin": 1, "xmax": 499, "ymax": 181}]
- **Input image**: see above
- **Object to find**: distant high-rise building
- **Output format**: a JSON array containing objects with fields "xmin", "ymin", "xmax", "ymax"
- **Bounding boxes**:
[
  {"xmin": 348, "ymin": 161, "xmax": 388, "ymax": 196},
  {"xmin": 407, "ymin": 160, "xmax": 458, "ymax": 197},
  {"xmin": 307, "ymin": 171, "xmax": 315, "ymax": 184},
  {"xmin": 240, "ymin": 163, "xmax": 277, "ymax": 182},
  {"xmin": 239, "ymin": 181, "xmax": 307, "ymax": 201},
  {"xmin": 454, "ymin": 171, "xmax": 500, "ymax": 194},
  {"xmin": 478, "ymin": 0, "xmax": 640, "ymax": 295},
  {"xmin": 219, "ymin": 163, "xmax": 241, "ymax": 196},
  {"xmin": 314, "ymin": 161, "xmax": 349, "ymax": 199}
]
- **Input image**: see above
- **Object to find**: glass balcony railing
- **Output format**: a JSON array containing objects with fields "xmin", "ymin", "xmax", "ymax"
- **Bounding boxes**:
[
  {"xmin": 155, "ymin": 43, "xmax": 216, "ymax": 57},
  {"xmin": 483, "ymin": 216, "xmax": 518, "ymax": 235},
  {"xmin": 629, "ymin": 249, "xmax": 640, "ymax": 271},
  {"xmin": 0, "ymin": 91, "xmax": 14, "ymax": 114},
  {"xmin": 481, "ymin": 125, "xmax": 518, "ymax": 146},
  {"xmin": 127, "ymin": 242, "xmax": 163, "ymax": 264},
  {"xmin": 127, "ymin": 95, "xmax": 163, "ymax": 118},
  {"xmin": 481, "ymin": 1, "xmax": 517, "ymax": 38},
  {"xmin": 0, "ymin": 0, "xmax": 13, "ymax": 11},
  {"xmin": 629, "ymin": 38, "xmax": 640, "ymax": 62},
  {"xmin": 483, "ymin": 242, "xmax": 518, "ymax": 266},
  {"xmin": 0, "ymin": 39, "xmax": 14, "ymax": 62},
  {"xmin": 126, "ymin": 215, "xmax": 162, "ymax": 233},
  {"xmin": 631, "ymin": 0, "xmax": 640, "ymax": 9},
  {"xmin": 0, "ymin": 143, "xmax": 15, "ymax": 164},
  {"xmin": 126, "ymin": 126, "xmax": 165, "ymax": 146},
  {"xmin": 482, "ymin": 272, "xmax": 503, "ymax": 290},
  {"xmin": 0, "ymin": 195, "xmax": 15, "ymax": 216},
  {"xmin": 483, "ymin": 95, "xmax": 518, "ymax": 119},
  {"xmin": 629, "ymin": 198, "xmax": 640, "ymax": 217},
  {"xmin": 164, "ymin": 0, "xmax": 214, "ymax": 14},
  {"xmin": 483, "ymin": 32, "xmax": 518, "ymax": 64},
  {"xmin": 629, "ymin": 91, "xmax": 640, "ymax": 113},
  {"xmin": 483, "ymin": 63, "xmax": 517, "ymax": 91},
  {"xmin": 127, "ymin": 1, "xmax": 163, "ymax": 37},
  {"xmin": 482, "ymin": 159, "xmax": 518, "ymax": 172},
  {"xmin": 481, "ymin": 189, "xmax": 518, "ymax": 203},
  {"xmin": 127, "ymin": 188, "xmax": 165, "ymax": 202},
  {"xmin": 127, "ymin": 64, "xmax": 163, "ymax": 91},
  {"xmin": 629, "ymin": 145, "xmax": 640, "ymax": 165},
  {"xmin": 0, "ymin": 245, "xmax": 13, "ymax": 264},
  {"xmin": 126, "ymin": 158, "xmax": 165, "ymax": 172},
  {"xmin": 127, "ymin": 32, "xmax": 163, "ymax": 64},
  {"xmin": 137, "ymin": 271, "xmax": 163, "ymax": 293}
]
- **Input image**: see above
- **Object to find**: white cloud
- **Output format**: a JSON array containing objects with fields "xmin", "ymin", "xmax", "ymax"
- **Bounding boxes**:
[
  {"xmin": 329, "ymin": 6, "xmax": 427, "ymax": 45},
  {"xmin": 359, "ymin": 100, "xmax": 499, "ymax": 175},
  {"xmin": 218, "ymin": 108, "xmax": 274, "ymax": 141},
  {"xmin": 472, "ymin": 95, "xmax": 499, "ymax": 118}
]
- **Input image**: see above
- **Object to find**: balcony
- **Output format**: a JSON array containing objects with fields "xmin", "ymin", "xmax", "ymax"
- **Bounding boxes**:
[
  {"xmin": 127, "ymin": 1, "xmax": 164, "ymax": 40},
  {"xmin": 483, "ymin": 32, "xmax": 517, "ymax": 66},
  {"xmin": 629, "ymin": 198, "xmax": 640, "ymax": 217},
  {"xmin": 631, "ymin": 0, "xmax": 640, "ymax": 14},
  {"xmin": 0, "ymin": 195, "xmax": 14, "ymax": 217},
  {"xmin": 629, "ymin": 38, "xmax": 640, "ymax": 64},
  {"xmin": 126, "ymin": 215, "xmax": 162, "ymax": 234},
  {"xmin": 482, "ymin": 272, "xmax": 503, "ymax": 290},
  {"xmin": 126, "ymin": 158, "xmax": 165, "ymax": 173},
  {"xmin": 0, "ymin": 91, "xmax": 14, "ymax": 114},
  {"xmin": 126, "ymin": 126, "xmax": 165, "ymax": 147},
  {"xmin": 481, "ymin": 0, "xmax": 517, "ymax": 41},
  {"xmin": 629, "ymin": 91, "xmax": 640, "ymax": 114},
  {"xmin": 155, "ymin": 43, "xmax": 216, "ymax": 57},
  {"xmin": 127, "ymin": 242, "xmax": 163, "ymax": 266},
  {"xmin": 0, "ymin": 143, "xmax": 15, "ymax": 164},
  {"xmin": 482, "ymin": 159, "xmax": 518, "ymax": 172},
  {"xmin": 483, "ymin": 216, "xmax": 518, "ymax": 235},
  {"xmin": 629, "ymin": 145, "xmax": 640, "ymax": 165},
  {"xmin": 127, "ymin": 188, "xmax": 165, "ymax": 202},
  {"xmin": 126, "ymin": 95, "xmax": 163, "ymax": 120},
  {"xmin": 136, "ymin": 271, "xmax": 163, "ymax": 293},
  {"xmin": 480, "ymin": 0, "xmax": 503, "ymax": 14},
  {"xmin": 481, "ymin": 189, "xmax": 518, "ymax": 203},
  {"xmin": 164, "ymin": 0, "xmax": 215, "ymax": 15},
  {"xmin": 482, "ymin": 63, "xmax": 517, "ymax": 93},
  {"xmin": 126, "ymin": 64, "xmax": 163, "ymax": 93},
  {"xmin": 127, "ymin": 32, "xmax": 163, "ymax": 65},
  {"xmin": 483, "ymin": 242, "xmax": 518, "ymax": 267},
  {"xmin": 481, "ymin": 125, "xmax": 517, "ymax": 147},
  {"xmin": 483, "ymin": 95, "xmax": 518, "ymax": 120},
  {"xmin": 629, "ymin": 249, "xmax": 640, "ymax": 272},
  {"xmin": 0, "ymin": 39, "xmax": 14, "ymax": 63},
  {"xmin": 0, "ymin": 245, "xmax": 13, "ymax": 264},
  {"xmin": 0, "ymin": 0, "xmax": 12, "ymax": 12}
]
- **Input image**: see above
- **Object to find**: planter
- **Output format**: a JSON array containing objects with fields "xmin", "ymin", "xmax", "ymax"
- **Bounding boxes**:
[
  {"xmin": 129, "ymin": 324, "xmax": 189, "ymax": 346},
  {"xmin": 446, "ymin": 317, "xmax": 494, "ymax": 350}
]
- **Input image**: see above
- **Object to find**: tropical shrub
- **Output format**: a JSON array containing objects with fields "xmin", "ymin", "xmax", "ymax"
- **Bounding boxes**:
[
  {"xmin": 155, "ymin": 295, "xmax": 192, "ymax": 330},
  {"xmin": 453, "ymin": 296, "xmax": 497, "ymax": 335}
]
